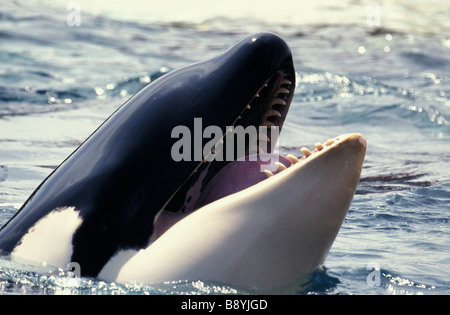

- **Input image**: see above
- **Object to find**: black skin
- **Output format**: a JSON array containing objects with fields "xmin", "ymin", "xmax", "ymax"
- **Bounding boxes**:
[{"xmin": 0, "ymin": 33, "xmax": 295, "ymax": 277}]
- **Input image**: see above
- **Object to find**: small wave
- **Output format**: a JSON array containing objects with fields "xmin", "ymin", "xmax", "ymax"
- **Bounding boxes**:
[
  {"xmin": 0, "ymin": 256, "xmax": 245, "ymax": 295},
  {"xmin": 401, "ymin": 52, "xmax": 450, "ymax": 69},
  {"xmin": 359, "ymin": 171, "xmax": 432, "ymax": 194},
  {"xmin": 298, "ymin": 268, "xmax": 340, "ymax": 295},
  {"xmin": 0, "ymin": 68, "xmax": 170, "ymax": 118},
  {"xmin": 0, "ymin": 166, "xmax": 7, "ymax": 183}
]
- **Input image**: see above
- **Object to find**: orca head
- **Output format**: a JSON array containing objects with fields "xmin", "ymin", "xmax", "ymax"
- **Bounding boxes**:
[
  {"xmin": 1, "ymin": 32, "xmax": 366, "ymax": 290},
  {"xmin": 0, "ymin": 33, "xmax": 296, "ymax": 276},
  {"xmin": 103, "ymin": 134, "xmax": 367, "ymax": 290},
  {"xmin": 150, "ymin": 33, "xmax": 296, "ymax": 238}
]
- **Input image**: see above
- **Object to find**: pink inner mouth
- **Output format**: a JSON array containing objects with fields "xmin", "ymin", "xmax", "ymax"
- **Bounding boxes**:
[
  {"xmin": 194, "ymin": 136, "xmax": 346, "ymax": 208},
  {"xmin": 194, "ymin": 154, "xmax": 292, "ymax": 209},
  {"xmin": 151, "ymin": 154, "xmax": 291, "ymax": 243}
]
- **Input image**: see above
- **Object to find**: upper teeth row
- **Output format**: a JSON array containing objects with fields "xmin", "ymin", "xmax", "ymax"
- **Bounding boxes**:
[
  {"xmin": 239, "ymin": 74, "xmax": 292, "ymax": 128},
  {"xmin": 262, "ymin": 77, "xmax": 292, "ymax": 127}
]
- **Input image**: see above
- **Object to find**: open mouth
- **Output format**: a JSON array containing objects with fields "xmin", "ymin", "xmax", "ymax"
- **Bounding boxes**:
[
  {"xmin": 151, "ymin": 55, "xmax": 366, "ymax": 246},
  {"xmin": 0, "ymin": 33, "xmax": 367, "ymax": 285},
  {"xmin": 162, "ymin": 62, "xmax": 295, "ymax": 208},
  {"xmin": 194, "ymin": 133, "xmax": 366, "ymax": 211},
  {"xmin": 151, "ymin": 61, "xmax": 296, "ymax": 240}
]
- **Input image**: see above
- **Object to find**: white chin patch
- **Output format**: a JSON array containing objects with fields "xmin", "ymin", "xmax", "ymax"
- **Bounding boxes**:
[
  {"xmin": 98, "ymin": 249, "xmax": 138, "ymax": 282},
  {"xmin": 11, "ymin": 207, "xmax": 83, "ymax": 269}
]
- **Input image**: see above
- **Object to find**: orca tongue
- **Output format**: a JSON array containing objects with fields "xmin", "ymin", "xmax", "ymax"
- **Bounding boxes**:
[{"xmin": 195, "ymin": 154, "xmax": 291, "ymax": 209}]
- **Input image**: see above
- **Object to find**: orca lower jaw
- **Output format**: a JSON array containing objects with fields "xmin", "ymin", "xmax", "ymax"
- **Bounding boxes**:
[
  {"xmin": 194, "ymin": 133, "xmax": 367, "ymax": 210},
  {"xmin": 264, "ymin": 133, "xmax": 367, "ymax": 178},
  {"xmin": 107, "ymin": 133, "xmax": 366, "ymax": 290},
  {"xmin": 151, "ymin": 133, "xmax": 365, "ymax": 244}
]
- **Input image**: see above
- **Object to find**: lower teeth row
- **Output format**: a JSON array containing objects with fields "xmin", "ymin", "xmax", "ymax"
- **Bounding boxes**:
[{"xmin": 264, "ymin": 137, "xmax": 339, "ymax": 178}]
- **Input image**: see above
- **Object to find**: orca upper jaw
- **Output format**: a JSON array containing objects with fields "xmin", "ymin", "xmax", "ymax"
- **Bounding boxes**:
[
  {"xmin": 100, "ymin": 134, "xmax": 366, "ymax": 291},
  {"xmin": 235, "ymin": 64, "xmax": 295, "ymax": 140}
]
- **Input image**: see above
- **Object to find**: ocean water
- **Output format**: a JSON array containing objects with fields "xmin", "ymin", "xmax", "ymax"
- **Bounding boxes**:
[{"xmin": 0, "ymin": 0, "xmax": 449, "ymax": 295}]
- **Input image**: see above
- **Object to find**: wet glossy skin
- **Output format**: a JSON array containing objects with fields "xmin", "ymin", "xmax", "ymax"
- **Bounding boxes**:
[
  {"xmin": 0, "ymin": 33, "xmax": 295, "ymax": 276},
  {"xmin": 101, "ymin": 134, "xmax": 366, "ymax": 291}
]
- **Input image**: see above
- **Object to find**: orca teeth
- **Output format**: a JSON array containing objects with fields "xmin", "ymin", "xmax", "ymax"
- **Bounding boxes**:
[
  {"xmin": 261, "ymin": 72, "xmax": 292, "ymax": 129},
  {"xmin": 287, "ymin": 154, "xmax": 300, "ymax": 164},
  {"xmin": 264, "ymin": 170, "xmax": 275, "ymax": 178},
  {"xmin": 236, "ymin": 70, "xmax": 293, "ymax": 149},
  {"xmin": 326, "ymin": 139, "xmax": 335, "ymax": 146},
  {"xmin": 261, "ymin": 120, "xmax": 276, "ymax": 127},
  {"xmin": 300, "ymin": 147, "xmax": 312, "ymax": 157},
  {"xmin": 263, "ymin": 137, "xmax": 343, "ymax": 180},
  {"xmin": 271, "ymin": 98, "xmax": 287, "ymax": 106},
  {"xmin": 275, "ymin": 162, "xmax": 287, "ymax": 171},
  {"xmin": 277, "ymin": 87, "xmax": 290, "ymax": 94},
  {"xmin": 265, "ymin": 109, "xmax": 282, "ymax": 119}
]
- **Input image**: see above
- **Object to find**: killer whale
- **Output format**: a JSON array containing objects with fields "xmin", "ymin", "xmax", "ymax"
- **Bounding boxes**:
[
  {"xmin": 0, "ymin": 33, "xmax": 366, "ymax": 291},
  {"xmin": 0, "ymin": 33, "xmax": 295, "ymax": 276},
  {"xmin": 100, "ymin": 133, "xmax": 366, "ymax": 290}
]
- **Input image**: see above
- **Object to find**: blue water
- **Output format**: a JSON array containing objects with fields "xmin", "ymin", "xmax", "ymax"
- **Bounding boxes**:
[{"xmin": 1, "ymin": 0, "xmax": 449, "ymax": 295}]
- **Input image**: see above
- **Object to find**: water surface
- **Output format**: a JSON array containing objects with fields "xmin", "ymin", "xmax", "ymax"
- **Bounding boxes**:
[{"xmin": 1, "ymin": 0, "xmax": 449, "ymax": 294}]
